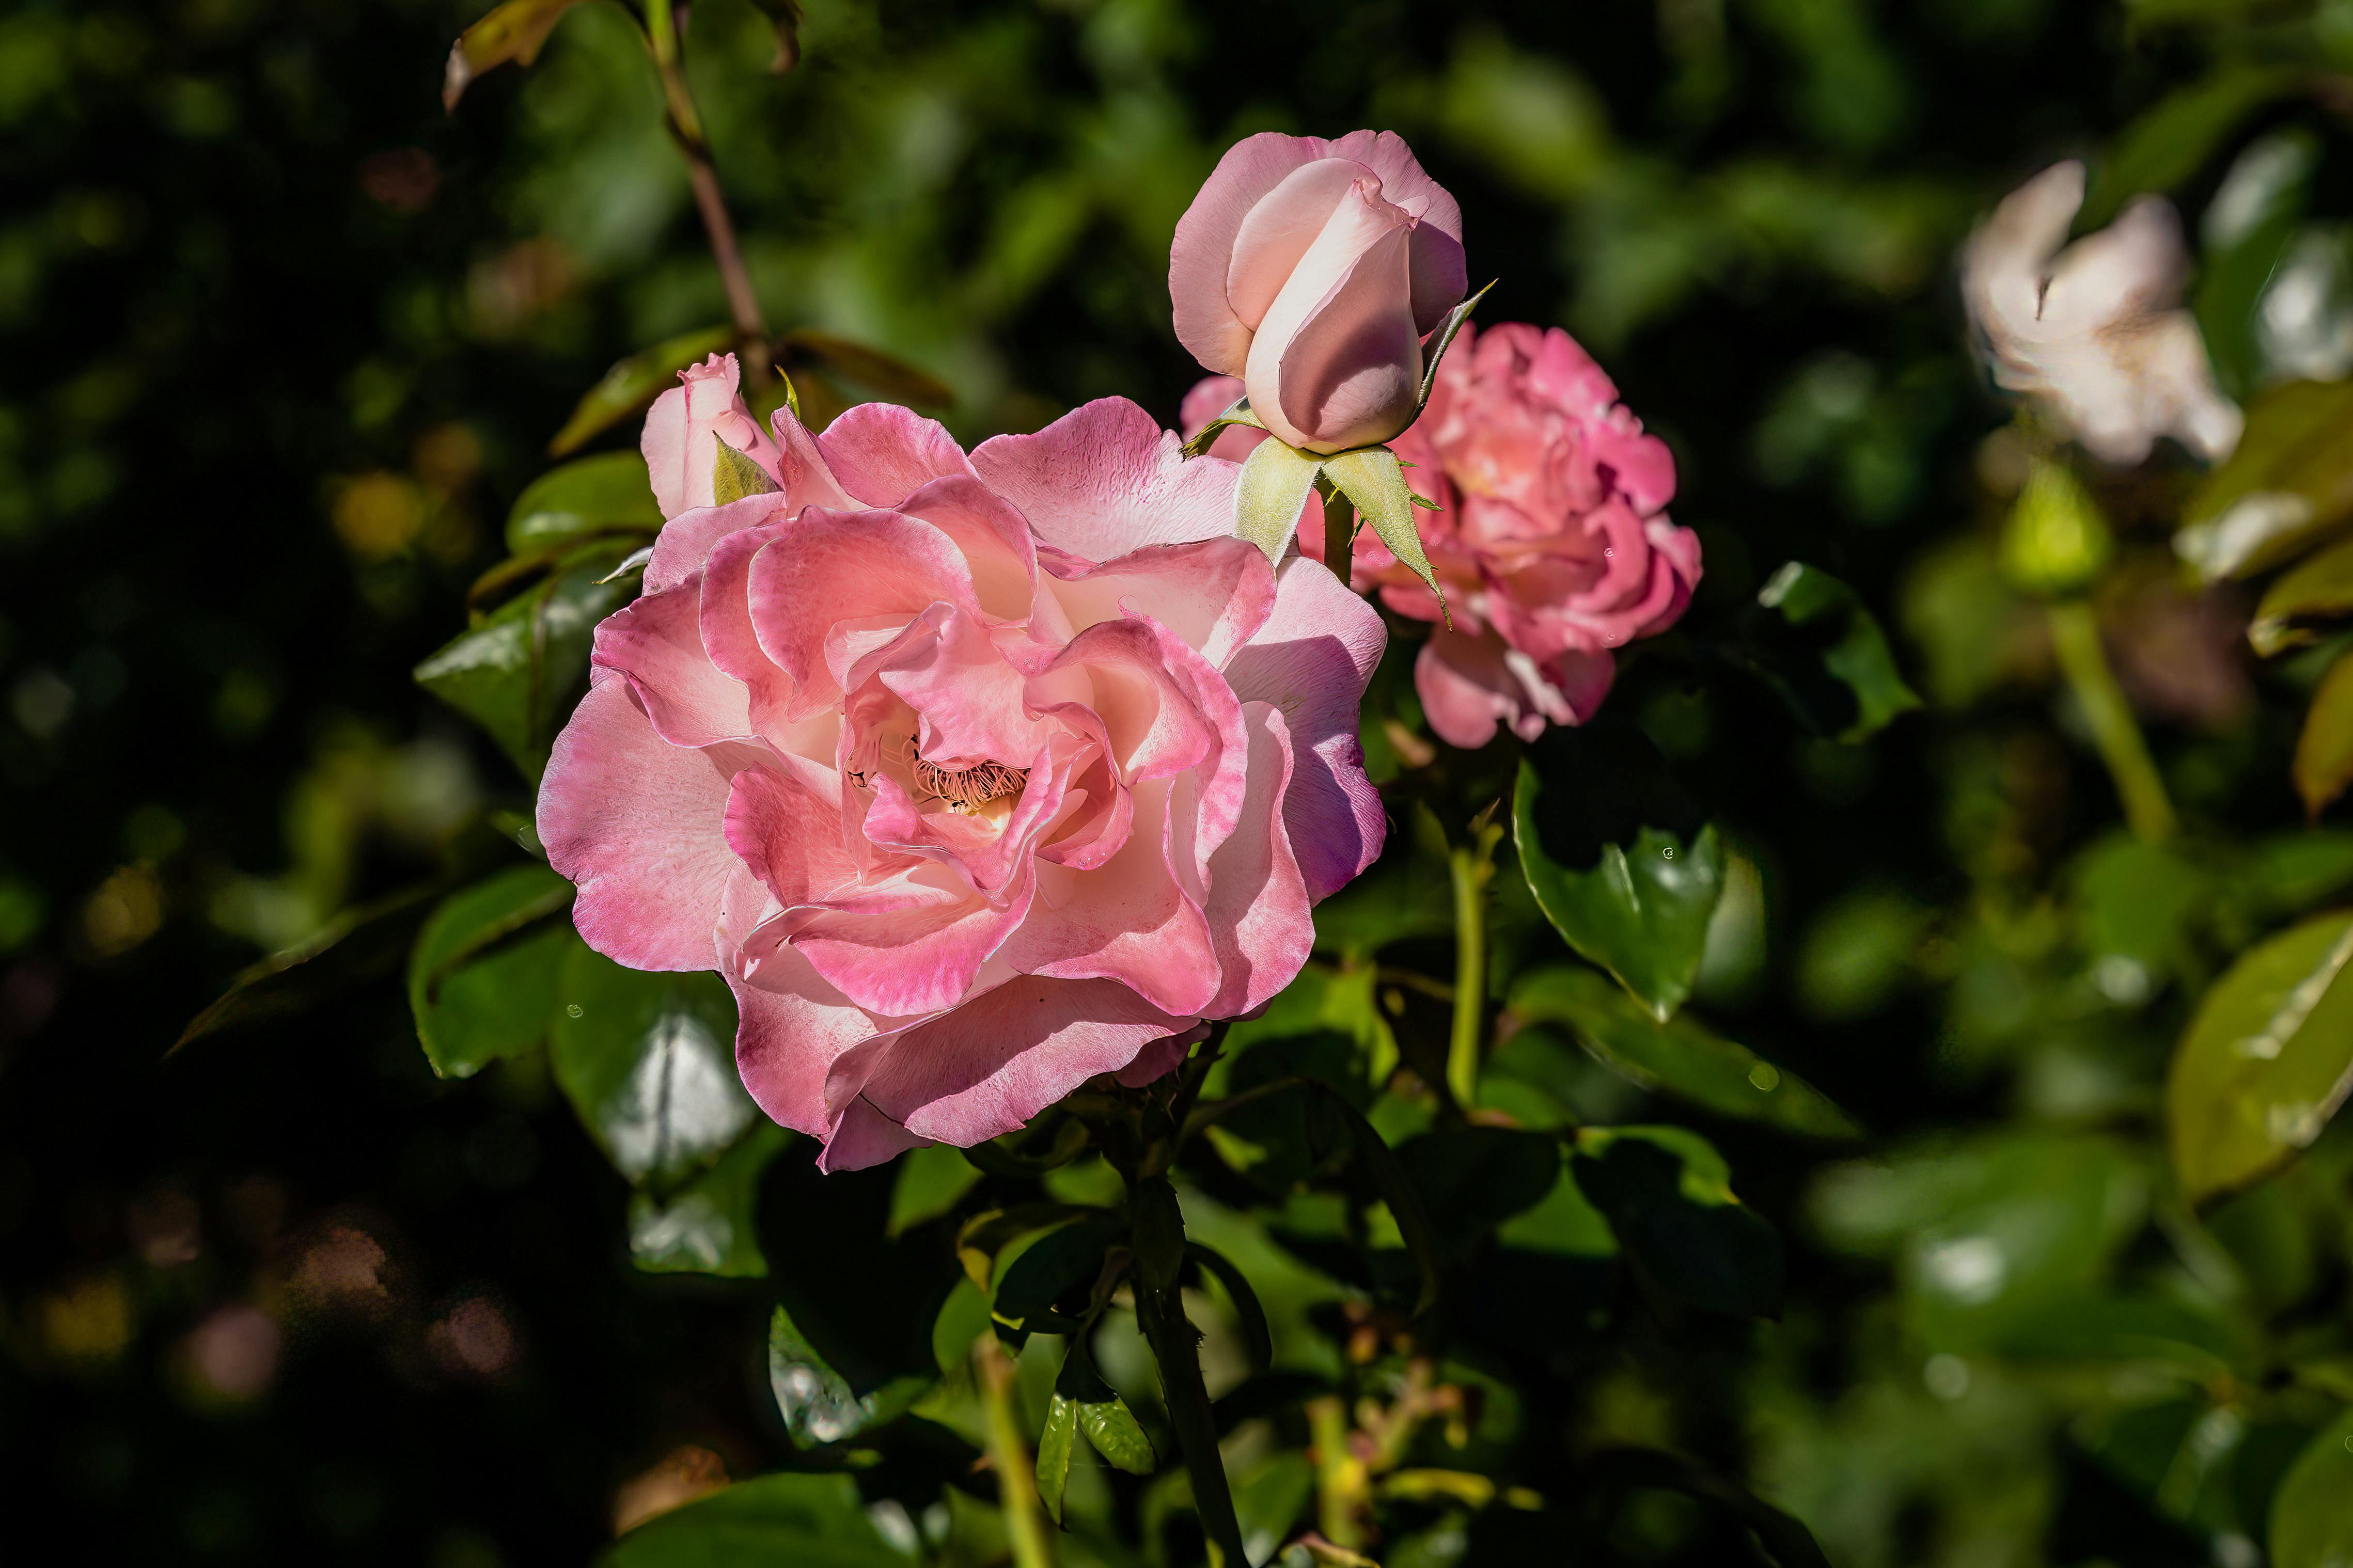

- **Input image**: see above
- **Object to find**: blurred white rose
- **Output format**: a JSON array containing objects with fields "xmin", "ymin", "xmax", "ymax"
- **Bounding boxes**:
[{"xmin": 1962, "ymin": 160, "xmax": 2241, "ymax": 465}]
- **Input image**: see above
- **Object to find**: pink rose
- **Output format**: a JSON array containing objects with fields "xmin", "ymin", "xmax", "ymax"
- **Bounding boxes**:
[
  {"xmin": 538, "ymin": 355, "xmax": 1386, "ymax": 1170},
  {"xmin": 1220, "ymin": 323, "xmax": 1698, "ymax": 749},
  {"xmin": 1170, "ymin": 131, "xmax": 1466, "ymax": 454}
]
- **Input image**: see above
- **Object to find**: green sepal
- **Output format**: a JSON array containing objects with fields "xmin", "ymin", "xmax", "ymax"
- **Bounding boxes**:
[
  {"xmin": 1234, "ymin": 435, "xmax": 1323, "ymax": 563},
  {"xmin": 1324, "ymin": 444, "xmax": 1446, "ymax": 619},
  {"xmin": 713, "ymin": 434, "xmax": 779, "ymax": 505}
]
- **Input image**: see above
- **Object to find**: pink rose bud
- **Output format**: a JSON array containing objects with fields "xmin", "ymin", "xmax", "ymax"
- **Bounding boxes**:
[{"xmin": 1171, "ymin": 131, "xmax": 1466, "ymax": 454}]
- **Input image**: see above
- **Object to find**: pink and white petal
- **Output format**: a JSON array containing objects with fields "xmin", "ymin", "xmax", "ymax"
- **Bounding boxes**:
[
  {"xmin": 644, "ymin": 493, "xmax": 796, "ymax": 595},
  {"xmin": 1169, "ymin": 132, "xmax": 1328, "ymax": 375},
  {"xmin": 1223, "ymin": 556, "xmax": 1387, "ymax": 901},
  {"xmin": 590, "ymin": 580, "xmax": 751, "ymax": 745},
  {"xmin": 1251, "ymin": 212, "xmax": 1422, "ymax": 453},
  {"xmin": 819, "ymin": 976, "xmax": 1196, "ymax": 1165},
  {"xmin": 1042, "ymin": 537, "xmax": 1277, "ymax": 666},
  {"xmin": 1225, "ymin": 158, "xmax": 1373, "ymax": 331},
  {"xmin": 721, "ymin": 763, "xmax": 870, "ymax": 912},
  {"xmin": 878, "ymin": 607, "xmax": 1054, "ymax": 767},
  {"xmin": 767, "ymin": 398, "xmax": 857, "ymax": 513},
  {"xmin": 998, "ymin": 778, "xmax": 1220, "ymax": 1017},
  {"xmin": 724, "ymin": 932, "xmax": 880, "ymax": 1139},
  {"xmin": 1322, "ymin": 131, "xmax": 1470, "ymax": 337},
  {"xmin": 792, "ymin": 863, "xmax": 1032, "ymax": 1018},
  {"xmin": 641, "ymin": 354, "xmax": 785, "ymax": 520},
  {"xmin": 816, "ymin": 403, "xmax": 976, "ymax": 507},
  {"xmin": 1115, "ymin": 1022, "xmax": 1206, "ymax": 1088},
  {"xmin": 896, "ymin": 475, "xmax": 1041, "ymax": 625},
  {"xmin": 1040, "ymin": 617, "xmax": 1226, "ymax": 786},
  {"xmin": 1201, "ymin": 702, "xmax": 1314, "ymax": 1017},
  {"xmin": 698, "ymin": 521, "xmax": 806, "ymax": 746},
  {"xmin": 539, "ymin": 679, "xmax": 763, "ymax": 971},
  {"xmin": 746, "ymin": 508, "xmax": 982, "ymax": 716},
  {"xmin": 971, "ymin": 398, "xmax": 1242, "ymax": 561}
]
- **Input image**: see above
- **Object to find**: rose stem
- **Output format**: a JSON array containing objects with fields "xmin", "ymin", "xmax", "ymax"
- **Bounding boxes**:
[
  {"xmin": 640, "ymin": 0, "xmax": 770, "ymax": 366},
  {"xmin": 1127, "ymin": 1173, "xmax": 1250, "ymax": 1567},
  {"xmin": 1307, "ymin": 1393, "xmax": 1369, "ymax": 1549},
  {"xmin": 2046, "ymin": 598, "xmax": 2177, "ymax": 843},
  {"xmin": 976, "ymin": 1338, "xmax": 1059, "ymax": 1568},
  {"xmin": 1321, "ymin": 483, "xmax": 1355, "ymax": 586},
  {"xmin": 1446, "ymin": 814, "xmax": 1502, "ymax": 1110}
]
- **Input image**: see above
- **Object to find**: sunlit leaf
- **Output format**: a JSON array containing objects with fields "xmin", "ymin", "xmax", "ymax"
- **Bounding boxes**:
[
  {"xmin": 505, "ymin": 450, "xmax": 663, "ymax": 555},
  {"xmin": 2176, "ymin": 378, "xmax": 2353, "ymax": 581},
  {"xmin": 1324, "ymin": 443, "xmax": 1442, "ymax": 611},
  {"xmin": 1233, "ymin": 436, "xmax": 1322, "ymax": 563},
  {"xmin": 2293, "ymin": 651, "xmax": 2353, "ymax": 818},
  {"xmin": 548, "ymin": 940, "xmax": 758, "ymax": 1192},
  {"xmin": 1572, "ymin": 1125, "xmax": 1782, "ymax": 1317},
  {"xmin": 2252, "ymin": 534, "xmax": 2353, "ymax": 656},
  {"xmin": 407, "ymin": 863, "xmax": 573, "ymax": 1079},
  {"xmin": 2167, "ymin": 911, "xmax": 2353, "ymax": 1205},
  {"xmin": 1514, "ymin": 760, "xmax": 1723, "ymax": 1021},
  {"xmin": 2269, "ymin": 1408, "xmax": 2353, "ymax": 1568},
  {"xmin": 1751, "ymin": 561, "xmax": 1923, "ymax": 742},
  {"xmin": 1058, "ymin": 1351, "xmax": 1156, "ymax": 1475},
  {"xmin": 766, "ymin": 1303, "xmax": 929, "ymax": 1450},
  {"xmin": 930, "ymin": 1277, "xmax": 992, "ymax": 1375},
  {"xmin": 549, "ymin": 324, "xmax": 734, "ymax": 458},
  {"xmin": 1035, "ymin": 1390, "xmax": 1077, "ymax": 1525},
  {"xmin": 1510, "ymin": 964, "xmax": 1858, "ymax": 1138},
  {"xmin": 712, "ymin": 435, "xmax": 778, "ymax": 505},
  {"xmin": 413, "ymin": 540, "xmax": 640, "ymax": 780},
  {"xmin": 628, "ymin": 1123, "xmax": 790, "ymax": 1278},
  {"xmin": 887, "ymin": 1144, "xmax": 983, "ymax": 1237},
  {"xmin": 598, "ymin": 1474, "xmax": 906, "ymax": 1566},
  {"xmin": 442, "ymin": 0, "xmax": 595, "ymax": 113},
  {"xmin": 2079, "ymin": 62, "xmax": 2304, "ymax": 228}
]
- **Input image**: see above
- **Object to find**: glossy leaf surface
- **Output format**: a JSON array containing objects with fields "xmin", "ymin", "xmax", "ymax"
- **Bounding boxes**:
[
  {"xmin": 1514, "ymin": 760, "xmax": 1723, "ymax": 1021},
  {"xmin": 2176, "ymin": 378, "xmax": 2353, "ymax": 581},
  {"xmin": 505, "ymin": 450, "xmax": 663, "ymax": 555},
  {"xmin": 1572, "ymin": 1126, "xmax": 1782, "ymax": 1317},
  {"xmin": 2269, "ymin": 1408, "xmax": 2353, "ymax": 1568},
  {"xmin": 2168, "ymin": 911, "xmax": 2353, "ymax": 1205},
  {"xmin": 628, "ymin": 1123, "xmax": 790, "ymax": 1278},
  {"xmin": 407, "ymin": 863, "xmax": 573, "ymax": 1080},
  {"xmin": 597, "ymin": 1472, "xmax": 907, "ymax": 1567},
  {"xmin": 549, "ymin": 325, "xmax": 734, "ymax": 457},
  {"xmin": 443, "ymin": 0, "xmax": 594, "ymax": 111},
  {"xmin": 548, "ymin": 941, "xmax": 758, "ymax": 1191},
  {"xmin": 1510, "ymin": 964, "xmax": 1858, "ymax": 1138},
  {"xmin": 2294, "ymin": 650, "xmax": 2353, "ymax": 818},
  {"xmin": 766, "ymin": 1303, "xmax": 929, "ymax": 1450}
]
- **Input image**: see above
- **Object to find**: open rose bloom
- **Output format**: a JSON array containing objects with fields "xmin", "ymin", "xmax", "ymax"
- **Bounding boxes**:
[
  {"xmin": 540, "ymin": 356, "xmax": 1385, "ymax": 1169},
  {"xmin": 1185, "ymin": 323, "xmax": 1700, "ymax": 749}
]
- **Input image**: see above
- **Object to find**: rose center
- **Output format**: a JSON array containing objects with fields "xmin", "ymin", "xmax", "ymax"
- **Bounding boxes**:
[{"xmin": 910, "ymin": 754, "xmax": 1028, "ymax": 817}]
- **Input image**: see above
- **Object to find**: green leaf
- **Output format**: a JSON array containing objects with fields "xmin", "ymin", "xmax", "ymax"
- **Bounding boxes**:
[
  {"xmin": 1324, "ymin": 444, "xmax": 1442, "ymax": 611},
  {"xmin": 2167, "ymin": 911, "xmax": 2353, "ymax": 1205},
  {"xmin": 1810, "ymin": 1131, "xmax": 2150, "ymax": 1352},
  {"xmin": 547, "ymin": 941, "xmax": 759, "ymax": 1191},
  {"xmin": 1179, "ymin": 395, "xmax": 1269, "ymax": 457},
  {"xmin": 2253, "ymin": 534, "xmax": 2353, "ymax": 656},
  {"xmin": 442, "ymin": 0, "xmax": 595, "ymax": 112},
  {"xmin": 1396, "ymin": 1128, "xmax": 1563, "ymax": 1260},
  {"xmin": 549, "ymin": 325, "xmax": 735, "ymax": 458},
  {"xmin": 2194, "ymin": 133, "xmax": 2315, "ymax": 399},
  {"xmin": 766, "ymin": 1303, "xmax": 929, "ymax": 1449},
  {"xmin": 413, "ymin": 541, "xmax": 641, "ymax": 780},
  {"xmin": 1221, "ymin": 961, "xmax": 1397, "ymax": 1093},
  {"xmin": 406, "ymin": 864, "xmax": 573, "ymax": 1080},
  {"xmin": 1036, "ymin": 1392, "xmax": 1078, "ymax": 1525},
  {"xmin": 1311, "ymin": 802, "xmax": 1455, "ymax": 961},
  {"xmin": 628, "ymin": 1123, "xmax": 790, "ymax": 1278},
  {"xmin": 1753, "ymin": 561, "xmax": 1922, "ymax": 741},
  {"xmin": 1057, "ymin": 1352, "xmax": 1156, "ymax": 1475},
  {"xmin": 2269, "ymin": 1409, "xmax": 2353, "ymax": 1568},
  {"xmin": 1514, "ymin": 760, "xmax": 1723, "ymax": 1021},
  {"xmin": 2295, "ymin": 651, "xmax": 2353, "ymax": 818},
  {"xmin": 1495, "ymin": 1161, "xmax": 1618, "ymax": 1258},
  {"xmin": 1186, "ymin": 1242, "xmax": 1273, "ymax": 1373},
  {"xmin": 1414, "ymin": 279, "xmax": 1497, "ymax": 414},
  {"xmin": 175, "ymin": 883, "xmax": 442, "ymax": 1050},
  {"xmin": 930, "ymin": 1277, "xmax": 992, "ymax": 1375},
  {"xmin": 777, "ymin": 330, "xmax": 953, "ymax": 408},
  {"xmin": 597, "ymin": 1472, "xmax": 908, "ymax": 1568},
  {"xmin": 888, "ymin": 1144, "xmax": 983, "ymax": 1237},
  {"xmin": 712, "ymin": 435, "xmax": 779, "ymax": 506},
  {"xmin": 2176, "ymin": 378, "xmax": 2353, "ymax": 581},
  {"xmin": 1509, "ymin": 964, "xmax": 1859, "ymax": 1138},
  {"xmin": 1572, "ymin": 1126, "xmax": 1782, "ymax": 1317},
  {"xmin": 505, "ymin": 451, "xmax": 663, "ymax": 555},
  {"xmin": 2079, "ymin": 63, "xmax": 2305, "ymax": 229},
  {"xmin": 1233, "ymin": 436, "xmax": 1322, "ymax": 563},
  {"xmin": 991, "ymin": 1212, "xmax": 1125, "ymax": 1337}
]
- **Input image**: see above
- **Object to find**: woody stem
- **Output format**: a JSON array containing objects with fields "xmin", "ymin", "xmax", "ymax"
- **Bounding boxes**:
[{"xmin": 641, "ymin": 0, "xmax": 769, "ymax": 360}]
